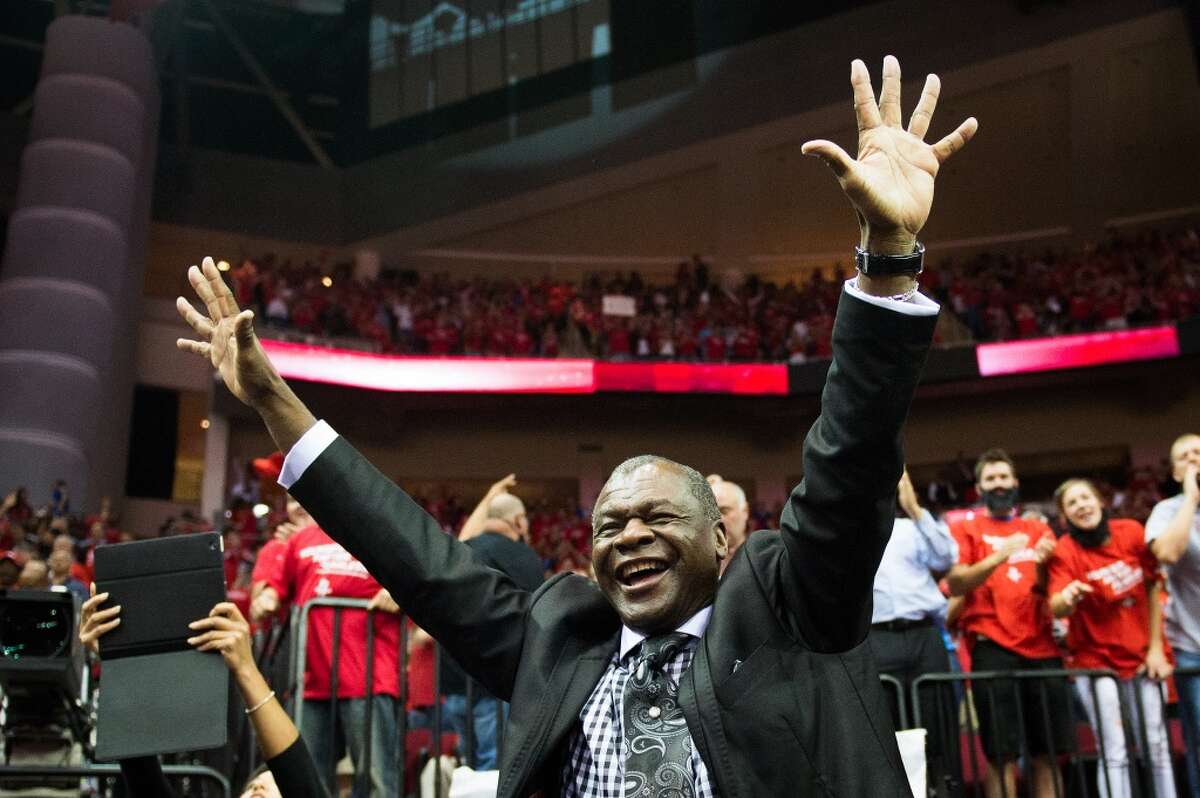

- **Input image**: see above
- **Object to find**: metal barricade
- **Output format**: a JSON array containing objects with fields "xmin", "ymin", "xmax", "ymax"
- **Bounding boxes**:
[
  {"xmin": 1171, "ymin": 666, "xmax": 1200, "ymax": 798},
  {"xmin": 879, "ymin": 672, "xmax": 911, "ymax": 730},
  {"xmin": 290, "ymin": 598, "xmax": 510, "ymax": 797},
  {"xmin": 0, "ymin": 763, "xmax": 230, "ymax": 798},
  {"xmin": 912, "ymin": 668, "xmax": 1183, "ymax": 798},
  {"xmin": 293, "ymin": 597, "xmax": 409, "ymax": 797}
]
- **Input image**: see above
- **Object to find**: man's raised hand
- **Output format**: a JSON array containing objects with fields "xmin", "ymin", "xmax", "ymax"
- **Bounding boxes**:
[
  {"xmin": 176, "ymin": 258, "xmax": 317, "ymax": 453},
  {"xmin": 176, "ymin": 256, "xmax": 279, "ymax": 407},
  {"xmin": 802, "ymin": 56, "xmax": 978, "ymax": 253}
]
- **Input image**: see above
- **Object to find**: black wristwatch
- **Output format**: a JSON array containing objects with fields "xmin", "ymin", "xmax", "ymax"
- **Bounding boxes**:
[{"xmin": 855, "ymin": 242, "xmax": 925, "ymax": 276}]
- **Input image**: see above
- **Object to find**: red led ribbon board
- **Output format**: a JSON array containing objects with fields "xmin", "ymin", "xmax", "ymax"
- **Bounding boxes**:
[
  {"xmin": 975, "ymin": 325, "xmax": 1179, "ymax": 377},
  {"xmin": 594, "ymin": 362, "xmax": 788, "ymax": 394},
  {"xmin": 259, "ymin": 340, "xmax": 789, "ymax": 395},
  {"xmin": 259, "ymin": 339, "xmax": 595, "ymax": 394}
]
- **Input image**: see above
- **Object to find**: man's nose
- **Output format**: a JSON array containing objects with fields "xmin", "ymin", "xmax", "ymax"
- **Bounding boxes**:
[{"xmin": 614, "ymin": 520, "xmax": 655, "ymax": 550}]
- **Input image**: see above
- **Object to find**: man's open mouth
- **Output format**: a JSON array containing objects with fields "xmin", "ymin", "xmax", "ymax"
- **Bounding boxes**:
[{"xmin": 616, "ymin": 558, "xmax": 671, "ymax": 589}]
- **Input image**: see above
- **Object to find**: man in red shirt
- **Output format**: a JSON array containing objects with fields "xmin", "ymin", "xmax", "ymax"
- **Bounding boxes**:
[
  {"xmin": 257, "ymin": 511, "xmax": 402, "ymax": 797},
  {"xmin": 947, "ymin": 449, "xmax": 1067, "ymax": 798}
]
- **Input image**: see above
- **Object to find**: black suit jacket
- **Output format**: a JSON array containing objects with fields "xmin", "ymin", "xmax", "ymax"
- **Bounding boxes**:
[{"xmin": 290, "ymin": 290, "xmax": 937, "ymax": 797}]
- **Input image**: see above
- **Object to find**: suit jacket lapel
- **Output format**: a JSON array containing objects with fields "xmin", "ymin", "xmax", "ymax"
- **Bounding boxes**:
[
  {"xmin": 680, "ymin": 638, "xmax": 740, "ymax": 798},
  {"xmin": 502, "ymin": 629, "xmax": 619, "ymax": 798}
]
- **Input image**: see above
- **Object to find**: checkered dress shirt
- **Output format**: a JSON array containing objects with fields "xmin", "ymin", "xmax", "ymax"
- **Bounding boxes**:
[{"xmin": 561, "ymin": 634, "xmax": 715, "ymax": 797}]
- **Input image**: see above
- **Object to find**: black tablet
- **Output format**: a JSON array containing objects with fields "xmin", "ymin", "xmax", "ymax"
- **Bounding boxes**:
[{"xmin": 93, "ymin": 532, "xmax": 228, "ymax": 760}]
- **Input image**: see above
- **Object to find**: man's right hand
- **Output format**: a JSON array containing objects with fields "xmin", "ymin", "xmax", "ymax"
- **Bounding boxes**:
[
  {"xmin": 250, "ymin": 585, "xmax": 280, "ymax": 622},
  {"xmin": 1059, "ymin": 579, "xmax": 1094, "ymax": 610},
  {"xmin": 177, "ymin": 257, "xmax": 317, "ymax": 454},
  {"xmin": 487, "ymin": 474, "xmax": 518, "ymax": 499},
  {"xmin": 175, "ymin": 257, "xmax": 280, "ymax": 409},
  {"xmin": 1184, "ymin": 463, "xmax": 1200, "ymax": 506},
  {"xmin": 897, "ymin": 470, "xmax": 922, "ymax": 521},
  {"xmin": 996, "ymin": 532, "xmax": 1029, "ymax": 560},
  {"xmin": 274, "ymin": 521, "xmax": 302, "ymax": 543}
]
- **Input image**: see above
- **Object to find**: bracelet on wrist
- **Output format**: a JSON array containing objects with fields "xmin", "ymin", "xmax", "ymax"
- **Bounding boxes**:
[{"xmin": 245, "ymin": 690, "xmax": 276, "ymax": 715}]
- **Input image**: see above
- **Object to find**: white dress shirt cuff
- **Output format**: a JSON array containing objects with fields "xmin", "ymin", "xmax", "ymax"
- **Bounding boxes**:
[
  {"xmin": 844, "ymin": 278, "xmax": 939, "ymax": 317},
  {"xmin": 278, "ymin": 420, "xmax": 338, "ymax": 490}
]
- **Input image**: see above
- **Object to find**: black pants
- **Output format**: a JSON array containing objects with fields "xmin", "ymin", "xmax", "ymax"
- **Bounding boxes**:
[
  {"xmin": 869, "ymin": 622, "xmax": 952, "ymax": 770},
  {"xmin": 969, "ymin": 638, "xmax": 1072, "ymax": 762}
]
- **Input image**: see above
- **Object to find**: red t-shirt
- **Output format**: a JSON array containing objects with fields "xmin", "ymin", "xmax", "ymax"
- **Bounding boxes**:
[
  {"xmin": 250, "ymin": 538, "xmax": 289, "ymax": 629},
  {"xmin": 950, "ymin": 511, "xmax": 1058, "ymax": 659},
  {"xmin": 406, "ymin": 621, "xmax": 436, "ymax": 711},
  {"xmin": 252, "ymin": 538, "xmax": 287, "ymax": 586},
  {"xmin": 1048, "ymin": 519, "xmax": 1161, "ymax": 677},
  {"xmin": 269, "ymin": 525, "xmax": 401, "ymax": 700}
]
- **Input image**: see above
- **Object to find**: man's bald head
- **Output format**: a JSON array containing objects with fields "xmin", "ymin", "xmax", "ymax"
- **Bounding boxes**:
[
  {"xmin": 708, "ymin": 478, "xmax": 750, "ymax": 560},
  {"xmin": 488, "ymin": 493, "xmax": 529, "ymax": 541}
]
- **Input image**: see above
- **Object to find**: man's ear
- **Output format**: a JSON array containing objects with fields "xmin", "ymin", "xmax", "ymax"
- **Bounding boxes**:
[{"xmin": 712, "ymin": 519, "xmax": 729, "ymax": 560}]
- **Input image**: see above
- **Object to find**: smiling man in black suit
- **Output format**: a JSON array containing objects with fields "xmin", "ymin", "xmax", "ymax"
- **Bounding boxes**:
[{"xmin": 176, "ymin": 56, "xmax": 976, "ymax": 796}]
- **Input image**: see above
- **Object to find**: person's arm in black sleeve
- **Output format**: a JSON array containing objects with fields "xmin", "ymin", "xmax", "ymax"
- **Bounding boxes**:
[
  {"xmin": 172, "ymin": 258, "xmax": 532, "ymax": 700},
  {"xmin": 780, "ymin": 56, "xmax": 977, "ymax": 652},
  {"xmin": 266, "ymin": 736, "xmax": 332, "ymax": 798}
]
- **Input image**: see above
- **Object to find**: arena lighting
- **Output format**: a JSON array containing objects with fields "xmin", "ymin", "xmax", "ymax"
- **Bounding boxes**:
[
  {"xmin": 257, "ymin": 339, "xmax": 789, "ymax": 394},
  {"xmin": 252, "ymin": 503, "xmax": 270, "ymax": 518},
  {"xmin": 321, "ymin": 276, "xmax": 333, "ymax": 287},
  {"xmin": 199, "ymin": 418, "xmax": 210, "ymax": 429},
  {"xmin": 976, "ymin": 325, "xmax": 1180, "ymax": 377},
  {"xmin": 259, "ymin": 339, "xmax": 596, "ymax": 393},
  {"xmin": 216, "ymin": 260, "xmax": 231, "ymax": 272}
]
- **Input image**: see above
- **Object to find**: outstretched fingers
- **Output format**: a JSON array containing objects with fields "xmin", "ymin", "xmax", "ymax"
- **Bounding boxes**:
[
  {"xmin": 850, "ymin": 59, "xmax": 882, "ymax": 133},
  {"xmin": 176, "ymin": 297, "xmax": 214, "ymax": 338},
  {"xmin": 189, "ymin": 264, "xmax": 224, "ymax": 323},
  {"xmin": 800, "ymin": 139, "xmax": 855, "ymax": 178},
  {"xmin": 931, "ymin": 116, "xmax": 979, "ymax": 163},
  {"xmin": 176, "ymin": 338, "xmax": 211, "ymax": 358},
  {"xmin": 201, "ymin": 257, "xmax": 240, "ymax": 319},
  {"xmin": 907, "ymin": 74, "xmax": 940, "ymax": 140},
  {"xmin": 877, "ymin": 55, "xmax": 902, "ymax": 128}
]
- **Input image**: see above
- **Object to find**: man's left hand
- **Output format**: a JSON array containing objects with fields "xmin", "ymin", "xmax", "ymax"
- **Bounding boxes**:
[
  {"xmin": 897, "ymin": 470, "xmax": 922, "ymax": 521},
  {"xmin": 1140, "ymin": 648, "xmax": 1174, "ymax": 681},
  {"xmin": 368, "ymin": 589, "xmax": 401, "ymax": 614},
  {"xmin": 1033, "ymin": 536, "xmax": 1056, "ymax": 565},
  {"xmin": 802, "ymin": 56, "xmax": 978, "ymax": 254}
]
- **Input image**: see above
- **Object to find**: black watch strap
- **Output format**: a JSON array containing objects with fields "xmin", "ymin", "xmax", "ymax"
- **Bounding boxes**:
[{"xmin": 855, "ymin": 242, "xmax": 925, "ymax": 276}]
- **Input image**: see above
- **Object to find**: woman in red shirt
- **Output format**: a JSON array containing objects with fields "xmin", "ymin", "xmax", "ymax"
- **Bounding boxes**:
[{"xmin": 1047, "ymin": 479, "xmax": 1175, "ymax": 798}]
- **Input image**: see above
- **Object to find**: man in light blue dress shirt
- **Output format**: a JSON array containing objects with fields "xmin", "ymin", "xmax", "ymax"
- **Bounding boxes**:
[{"xmin": 870, "ymin": 468, "xmax": 958, "ymax": 796}]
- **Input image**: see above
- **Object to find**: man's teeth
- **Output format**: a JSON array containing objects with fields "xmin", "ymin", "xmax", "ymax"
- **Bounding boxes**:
[{"xmin": 621, "ymin": 562, "xmax": 665, "ymax": 580}]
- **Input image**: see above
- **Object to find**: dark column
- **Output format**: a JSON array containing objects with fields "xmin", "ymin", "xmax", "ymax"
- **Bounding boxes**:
[{"xmin": 0, "ymin": 16, "xmax": 159, "ymax": 509}]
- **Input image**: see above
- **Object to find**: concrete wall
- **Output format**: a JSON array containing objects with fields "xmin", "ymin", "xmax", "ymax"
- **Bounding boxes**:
[{"xmin": 363, "ymin": 8, "xmax": 1199, "ymax": 281}]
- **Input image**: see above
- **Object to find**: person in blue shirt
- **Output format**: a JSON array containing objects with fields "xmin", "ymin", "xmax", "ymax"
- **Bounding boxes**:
[{"xmin": 870, "ymin": 468, "xmax": 958, "ymax": 796}]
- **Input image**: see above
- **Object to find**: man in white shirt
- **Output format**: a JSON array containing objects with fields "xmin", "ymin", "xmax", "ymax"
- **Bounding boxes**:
[
  {"xmin": 871, "ymin": 469, "xmax": 957, "ymax": 795},
  {"xmin": 1146, "ymin": 433, "xmax": 1200, "ymax": 798}
]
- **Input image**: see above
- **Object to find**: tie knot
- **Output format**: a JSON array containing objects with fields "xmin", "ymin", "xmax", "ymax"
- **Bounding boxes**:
[{"xmin": 637, "ymin": 631, "xmax": 691, "ymax": 671}]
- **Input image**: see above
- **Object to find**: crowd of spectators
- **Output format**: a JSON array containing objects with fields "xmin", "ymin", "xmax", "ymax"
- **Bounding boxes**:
[
  {"xmin": 0, "ymin": 453, "xmax": 1172, "ymax": 604},
  {"xmin": 0, "ymin": 484, "xmax": 122, "ymax": 600},
  {"xmin": 226, "ymin": 225, "xmax": 1200, "ymax": 362},
  {"xmin": 7, "ymin": 431, "xmax": 1198, "ymax": 796}
]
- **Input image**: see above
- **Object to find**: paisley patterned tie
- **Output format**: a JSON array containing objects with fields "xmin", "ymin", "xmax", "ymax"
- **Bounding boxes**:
[{"xmin": 622, "ymin": 632, "xmax": 694, "ymax": 798}]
